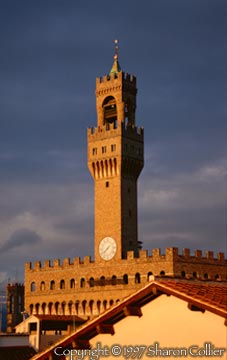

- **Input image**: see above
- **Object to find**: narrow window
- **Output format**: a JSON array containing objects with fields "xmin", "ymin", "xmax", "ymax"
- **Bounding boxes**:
[
  {"xmin": 60, "ymin": 280, "xmax": 65, "ymax": 289},
  {"xmin": 50, "ymin": 280, "xmax": 55, "ymax": 290},
  {"xmin": 102, "ymin": 146, "xmax": 106, "ymax": 153},
  {"xmin": 106, "ymin": 181, "xmax": 109, "ymax": 188},
  {"xmin": 31, "ymin": 282, "xmax": 36, "ymax": 292},
  {"xmin": 92, "ymin": 148, "xmax": 97, "ymax": 155},
  {"xmin": 111, "ymin": 144, "xmax": 116, "ymax": 152}
]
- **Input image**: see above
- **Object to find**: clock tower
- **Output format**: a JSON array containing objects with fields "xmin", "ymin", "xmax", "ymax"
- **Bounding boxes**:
[{"xmin": 87, "ymin": 41, "xmax": 144, "ymax": 262}]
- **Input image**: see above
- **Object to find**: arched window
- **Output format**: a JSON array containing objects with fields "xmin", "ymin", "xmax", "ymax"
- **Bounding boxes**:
[
  {"xmin": 89, "ymin": 277, "xmax": 95, "ymax": 287},
  {"xmin": 31, "ymin": 282, "xmax": 36, "ymax": 292},
  {"xmin": 109, "ymin": 299, "xmax": 114, "ymax": 306},
  {"xmin": 103, "ymin": 96, "xmax": 117, "ymax": 126},
  {"xmin": 50, "ymin": 280, "xmax": 55, "ymax": 290},
  {"xmin": 160, "ymin": 271, "xmax": 165, "ymax": 276},
  {"xmin": 193, "ymin": 272, "xmax": 197, "ymax": 278},
  {"xmin": 111, "ymin": 275, "xmax": 117, "ymax": 285},
  {"xmin": 40, "ymin": 281, "xmax": 45, "ymax": 291},
  {"xmin": 204, "ymin": 273, "xmax": 208, "ymax": 279},
  {"xmin": 100, "ymin": 276, "xmax": 105, "ymax": 286},
  {"xmin": 60, "ymin": 280, "xmax": 65, "ymax": 289},
  {"xmin": 147, "ymin": 272, "xmax": 153, "ymax": 281},
  {"xmin": 135, "ymin": 273, "xmax": 141, "ymax": 284},
  {"xmin": 181, "ymin": 271, "xmax": 186, "ymax": 278},
  {"xmin": 215, "ymin": 274, "xmax": 219, "ymax": 280},
  {"xmin": 80, "ymin": 278, "xmax": 85, "ymax": 288},
  {"xmin": 123, "ymin": 274, "xmax": 128, "ymax": 284},
  {"xmin": 70, "ymin": 279, "xmax": 75, "ymax": 289}
]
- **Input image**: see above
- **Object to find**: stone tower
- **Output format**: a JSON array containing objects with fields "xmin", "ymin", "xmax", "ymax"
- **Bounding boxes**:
[
  {"xmin": 6, "ymin": 283, "xmax": 24, "ymax": 332},
  {"xmin": 88, "ymin": 41, "xmax": 144, "ymax": 261}
]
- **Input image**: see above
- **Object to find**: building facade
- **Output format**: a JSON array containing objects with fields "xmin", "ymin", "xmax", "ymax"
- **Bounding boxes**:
[{"xmin": 24, "ymin": 46, "xmax": 227, "ymax": 320}]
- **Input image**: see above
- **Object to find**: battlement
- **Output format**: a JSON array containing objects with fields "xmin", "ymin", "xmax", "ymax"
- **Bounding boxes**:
[
  {"xmin": 25, "ymin": 247, "xmax": 227, "ymax": 273},
  {"xmin": 96, "ymin": 71, "xmax": 136, "ymax": 86},
  {"xmin": 87, "ymin": 121, "xmax": 144, "ymax": 141},
  {"xmin": 7, "ymin": 283, "xmax": 24, "ymax": 289}
]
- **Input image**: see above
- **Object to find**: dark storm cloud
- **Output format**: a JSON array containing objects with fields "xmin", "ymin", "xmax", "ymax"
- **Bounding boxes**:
[
  {"xmin": 0, "ymin": 228, "xmax": 42, "ymax": 253},
  {"xmin": 0, "ymin": 0, "xmax": 226, "ymax": 281}
]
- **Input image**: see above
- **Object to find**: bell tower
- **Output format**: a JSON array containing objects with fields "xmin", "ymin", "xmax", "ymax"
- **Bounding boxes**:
[{"xmin": 88, "ymin": 41, "xmax": 144, "ymax": 262}]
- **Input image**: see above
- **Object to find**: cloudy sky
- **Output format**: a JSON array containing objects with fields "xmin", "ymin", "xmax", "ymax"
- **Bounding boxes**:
[{"xmin": 0, "ymin": 0, "xmax": 226, "ymax": 285}]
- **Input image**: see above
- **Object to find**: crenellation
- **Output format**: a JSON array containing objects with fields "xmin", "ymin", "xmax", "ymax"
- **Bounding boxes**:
[
  {"xmin": 218, "ymin": 252, "xmax": 225, "ymax": 261},
  {"xmin": 53, "ymin": 259, "xmax": 60, "ymax": 267},
  {"xmin": 206, "ymin": 251, "xmax": 214, "ymax": 260},
  {"xmin": 127, "ymin": 251, "xmax": 134, "ymax": 260},
  {"xmin": 34, "ymin": 261, "xmax": 41, "ymax": 270},
  {"xmin": 183, "ymin": 248, "xmax": 190, "ymax": 257},
  {"xmin": 139, "ymin": 250, "xmax": 148, "ymax": 258},
  {"xmin": 43, "ymin": 260, "xmax": 51, "ymax": 269},
  {"xmin": 194, "ymin": 250, "xmax": 202, "ymax": 258}
]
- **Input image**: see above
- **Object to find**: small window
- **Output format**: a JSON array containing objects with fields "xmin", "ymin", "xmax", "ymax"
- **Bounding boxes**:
[
  {"xmin": 31, "ymin": 282, "xmax": 36, "ymax": 292},
  {"xmin": 106, "ymin": 181, "xmax": 109, "ymax": 188},
  {"xmin": 102, "ymin": 146, "xmax": 106, "ymax": 153},
  {"xmin": 111, "ymin": 144, "xmax": 116, "ymax": 152},
  {"xmin": 50, "ymin": 280, "xmax": 55, "ymax": 290},
  {"xmin": 123, "ymin": 274, "xmax": 128, "ymax": 284},
  {"xmin": 92, "ymin": 148, "xmax": 97, "ymax": 155},
  {"xmin": 40, "ymin": 281, "xmax": 45, "ymax": 291},
  {"xmin": 80, "ymin": 278, "xmax": 85, "ymax": 288},
  {"xmin": 60, "ymin": 280, "xmax": 65, "ymax": 289},
  {"xmin": 135, "ymin": 273, "xmax": 141, "ymax": 284}
]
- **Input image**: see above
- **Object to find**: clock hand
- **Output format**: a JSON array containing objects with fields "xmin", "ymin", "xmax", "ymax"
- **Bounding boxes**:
[{"xmin": 103, "ymin": 245, "xmax": 110, "ymax": 253}]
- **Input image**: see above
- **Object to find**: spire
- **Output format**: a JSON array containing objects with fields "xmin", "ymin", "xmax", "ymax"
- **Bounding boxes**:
[{"xmin": 109, "ymin": 39, "xmax": 121, "ymax": 75}]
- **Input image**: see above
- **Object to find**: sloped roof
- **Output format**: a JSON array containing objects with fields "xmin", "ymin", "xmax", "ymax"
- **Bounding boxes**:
[
  {"xmin": 0, "ymin": 346, "xmax": 36, "ymax": 360},
  {"xmin": 30, "ymin": 278, "xmax": 227, "ymax": 360}
]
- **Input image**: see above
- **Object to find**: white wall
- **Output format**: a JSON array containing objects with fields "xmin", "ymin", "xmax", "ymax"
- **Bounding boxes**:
[{"xmin": 90, "ymin": 294, "xmax": 226, "ymax": 359}]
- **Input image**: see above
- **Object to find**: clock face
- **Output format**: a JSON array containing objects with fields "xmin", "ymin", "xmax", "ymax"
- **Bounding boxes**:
[{"xmin": 99, "ymin": 237, "xmax": 117, "ymax": 260}]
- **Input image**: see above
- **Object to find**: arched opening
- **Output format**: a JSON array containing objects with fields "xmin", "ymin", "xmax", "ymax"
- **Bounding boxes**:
[
  {"xmin": 111, "ymin": 275, "xmax": 117, "ymax": 285},
  {"xmin": 103, "ymin": 300, "xmax": 107, "ymax": 311},
  {"xmin": 215, "ymin": 274, "xmax": 219, "ymax": 280},
  {"xmin": 70, "ymin": 279, "xmax": 75, "ymax": 289},
  {"xmin": 55, "ymin": 302, "xmax": 59, "ymax": 315},
  {"xmin": 147, "ymin": 272, "xmax": 153, "ymax": 281},
  {"xmin": 50, "ymin": 280, "xmax": 55, "ymax": 290},
  {"xmin": 40, "ymin": 281, "xmax": 45, "ymax": 291},
  {"xmin": 80, "ymin": 278, "xmax": 85, "ymax": 288},
  {"xmin": 204, "ymin": 273, "xmax": 208, "ymax": 280},
  {"xmin": 160, "ymin": 271, "xmax": 165, "ymax": 276},
  {"xmin": 60, "ymin": 279, "xmax": 65, "ymax": 289},
  {"xmin": 89, "ymin": 300, "xmax": 94, "ymax": 315},
  {"xmin": 48, "ymin": 302, "xmax": 53, "ymax": 315},
  {"xmin": 41, "ymin": 303, "xmax": 46, "ymax": 315},
  {"xmin": 100, "ymin": 276, "xmax": 105, "ymax": 286},
  {"xmin": 31, "ymin": 282, "xmax": 36, "ymax": 292},
  {"xmin": 75, "ymin": 301, "xmax": 79, "ymax": 315},
  {"xmin": 109, "ymin": 300, "xmax": 114, "ymax": 307},
  {"xmin": 68, "ymin": 301, "xmax": 73, "ymax": 315},
  {"xmin": 29, "ymin": 304, "xmax": 34, "ymax": 315},
  {"xmin": 82, "ymin": 300, "xmax": 87, "ymax": 315},
  {"xmin": 97, "ymin": 300, "xmax": 101, "ymax": 315},
  {"xmin": 103, "ymin": 96, "xmax": 117, "ymax": 126},
  {"xmin": 123, "ymin": 274, "xmax": 128, "ymax": 284},
  {"xmin": 181, "ymin": 271, "xmax": 186, "ymax": 278},
  {"xmin": 61, "ymin": 302, "xmax": 66, "ymax": 315},
  {"xmin": 89, "ymin": 277, "xmax": 95, "ymax": 287},
  {"xmin": 193, "ymin": 272, "xmax": 197, "ymax": 278},
  {"xmin": 35, "ymin": 303, "xmax": 40, "ymax": 315},
  {"xmin": 135, "ymin": 273, "xmax": 141, "ymax": 284}
]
